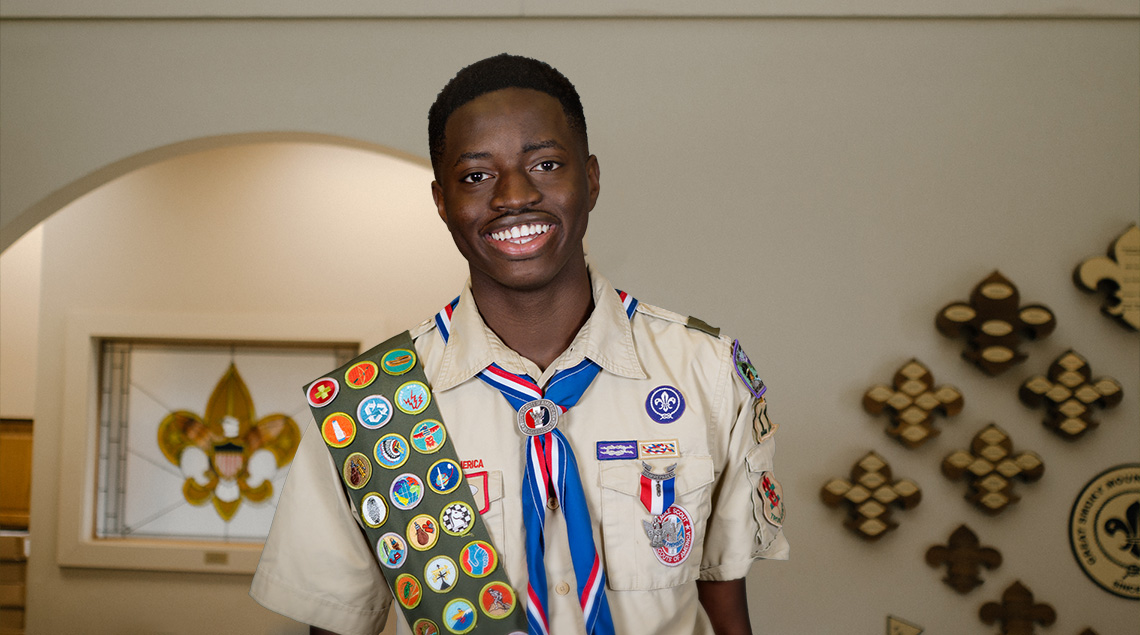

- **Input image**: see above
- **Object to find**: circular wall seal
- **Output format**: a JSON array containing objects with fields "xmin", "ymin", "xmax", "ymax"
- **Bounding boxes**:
[{"xmin": 1069, "ymin": 463, "xmax": 1140, "ymax": 600}]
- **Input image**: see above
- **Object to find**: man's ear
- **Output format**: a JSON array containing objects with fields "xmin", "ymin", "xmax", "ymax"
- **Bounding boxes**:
[
  {"xmin": 586, "ymin": 154, "xmax": 601, "ymax": 212},
  {"xmin": 431, "ymin": 181, "xmax": 447, "ymax": 223}
]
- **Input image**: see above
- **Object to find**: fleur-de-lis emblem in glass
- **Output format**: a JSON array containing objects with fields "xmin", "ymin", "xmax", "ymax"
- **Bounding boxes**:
[
  {"xmin": 157, "ymin": 363, "xmax": 300, "ymax": 521},
  {"xmin": 1105, "ymin": 501, "xmax": 1140, "ymax": 567}
]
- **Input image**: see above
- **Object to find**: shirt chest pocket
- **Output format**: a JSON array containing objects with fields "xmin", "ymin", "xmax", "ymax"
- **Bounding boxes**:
[
  {"xmin": 597, "ymin": 456, "xmax": 715, "ymax": 591},
  {"xmin": 466, "ymin": 470, "xmax": 506, "ymax": 559}
]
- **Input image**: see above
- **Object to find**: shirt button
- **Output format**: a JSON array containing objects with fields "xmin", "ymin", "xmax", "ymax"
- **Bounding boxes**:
[
  {"xmin": 555, "ymin": 582, "xmax": 571, "ymax": 595},
  {"xmin": 547, "ymin": 497, "xmax": 559, "ymax": 511}
]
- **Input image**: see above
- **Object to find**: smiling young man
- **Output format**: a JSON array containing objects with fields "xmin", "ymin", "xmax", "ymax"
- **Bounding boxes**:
[{"xmin": 251, "ymin": 54, "xmax": 787, "ymax": 635}]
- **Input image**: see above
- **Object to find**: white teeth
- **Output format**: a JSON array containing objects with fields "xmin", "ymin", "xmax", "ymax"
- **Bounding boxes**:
[{"xmin": 491, "ymin": 224, "xmax": 550, "ymax": 243}]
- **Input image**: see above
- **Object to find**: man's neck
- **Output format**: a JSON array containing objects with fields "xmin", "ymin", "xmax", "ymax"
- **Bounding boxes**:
[{"xmin": 469, "ymin": 259, "xmax": 594, "ymax": 373}]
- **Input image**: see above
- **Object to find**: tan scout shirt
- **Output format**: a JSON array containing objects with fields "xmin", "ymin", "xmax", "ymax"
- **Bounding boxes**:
[{"xmin": 251, "ymin": 268, "xmax": 789, "ymax": 635}]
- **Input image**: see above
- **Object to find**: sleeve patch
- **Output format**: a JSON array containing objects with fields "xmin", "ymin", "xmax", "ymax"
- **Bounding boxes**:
[{"xmin": 753, "ymin": 398, "xmax": 779, "ymax": 443}]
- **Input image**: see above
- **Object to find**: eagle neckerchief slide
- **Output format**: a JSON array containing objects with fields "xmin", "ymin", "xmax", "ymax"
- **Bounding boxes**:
[{"xmin": 304, "ymin": 330, "xmax": 527, "ymax": 635}]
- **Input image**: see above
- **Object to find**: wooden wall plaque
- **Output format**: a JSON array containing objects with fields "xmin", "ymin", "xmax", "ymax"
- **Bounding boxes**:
[
  {"xmin": 821, "ymin": 452, "xmax": 921, "ymax": 540},
  {"xmin": 1019, "ymin": 350, "xmax": 1123, "ymax": 440},
  {"xmin": 925, "ymin": 524, "xmax": 1002, "ymax": 593},
  {"xmin": 1074, "ymin": 224, "xmax": 1139, "ymax": 331},
  {"xmin": 942, "ymin": 424, "xmax": 1043, "ymax": 515},
  {"xmin": 979, "ymin": 580, "xmax": 1056, "ymax": 635},
  {"xmin": 863, "ymin": 359, "xmax": 963, "ymax": 448}
]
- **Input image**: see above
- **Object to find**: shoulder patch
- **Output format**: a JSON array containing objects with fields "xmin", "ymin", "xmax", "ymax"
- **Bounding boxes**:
[{"xmin": 685, "ymin": 316, "xmax": 721, "ymax": 338}]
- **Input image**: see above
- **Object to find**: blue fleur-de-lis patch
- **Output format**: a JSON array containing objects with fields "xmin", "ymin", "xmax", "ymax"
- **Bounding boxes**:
[{"xmin": 645, "ymin": 385, "xmax": 686, "ymax": 423}]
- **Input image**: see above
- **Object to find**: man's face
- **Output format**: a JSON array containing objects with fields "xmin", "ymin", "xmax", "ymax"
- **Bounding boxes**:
[{"xmin": 431, "ymin": 88, "xmax": 599, "ymax": 293}]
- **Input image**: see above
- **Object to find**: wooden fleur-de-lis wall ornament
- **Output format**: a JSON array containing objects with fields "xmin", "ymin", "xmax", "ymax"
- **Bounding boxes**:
[
  {"xmin": 942, "ymin": 424, "xmax": 1043, "ymax": 515},
  {"xmin": 1019, "ymin": 350, "xmax": 1123, "ymax": 440},
  {"xmin": 1074, "ymin": 224, "xmax": 1139, "ymax": 331},
  {"xmin": 821, "ymin": 452, "xmax": 921, "ymax": 540},
  {"xmin": 863, "ymin": 359, "xmax": 963, "ymax": 448},
  {"xmin": 979, "ymin": 581, "xmax": 1056, "ymax": 635},
  {"xmin": 925, "ymin": 524, "xmax": 1002, "ymax": 593},
  {"xmin": 937, "ymin": 272, "xmax": 1056, "ymax": 375}
]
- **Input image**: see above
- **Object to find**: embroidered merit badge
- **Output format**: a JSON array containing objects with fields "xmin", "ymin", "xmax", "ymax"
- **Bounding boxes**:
[
  {"xmin": 374, "ymin": 433, "xmax": 409, "ymax": 469},
  {"xmin": 345, "ymin": 361, "xmax": 378, "ymax": 389},
  {"xmin": 597, "ymin": 440, "xmax": 637, "ymax": 460},
  {"xmin": 440, "ymin": 501, "xmax": 474, "ymax": 536},
  {"xmin": 396, "ymin": 381, "xmax": 431, "ymax": 415},
  {"xmin": 645, "ymin": 385, "xmax": 686, "ymax": 423},
  {"xmin": 343, "ymin": 452, "xmax": 372, "ymax": 489},
  {"xmin": 424, "ymin": 555, "xmax": 459, "ymax": 593},
  {"xmin": 460, "ymin": 540, "xmax": 498, "ymax": 578},
  {"xmin": 428, "ymin": 459, "xmax": 463, "ymax": 495},
  {"xmin": 360, "ymin": 492, "xmax": 388, "ymax": 528},
  {"xmin": 357, "ymin": 394, "xmax": 394, "ymax": 429},
  {"xmin": 321, "ymin": 412, "xmax": 355, "ymax": 448},
  {"xmin": 479, "ymin": 581, "xmax": 517, "ymax": 619},
  {"xmin": 377, "ymin": 532, "xmax": 408, "ymax": 569},
  {"xmin": 407, "ymin": 514, "xmax": 439, "ymax": 551},
  {"xmin": 647, "ymin": 504, "xmax": 694, "ymax": 567},
  {"xmin": 306, "ymin": 377, "xmax": 338, "ymax": 407},
  {"xmin": 517, "ymin": 399, "xmax": 558, "ymax": 436},
  {"xmin": 464, "ymin": 471, "xmax": 490, "ymax": 514},
  {"xmin": 394, "ymin": 574, "xmax": 422, "ymax": 609},
  {"xmin": 639, "ymin": 439, "xmax": 680, "ymax": 459},
  {"xmin": 381, "ymin": 348, "xmax": 417, "ymax": 375},
  {"xmin": 412, "ymin": 619, "xmax": 440, "ymax": 635},
  {"xmin": 732, "ymin": 340, "xmax": 766, "ymax": 399},
  {"xmin": 390, "ymin": 473, "xmax": 425, "ymax": 510},
  {"xmin": 753, "ymin": 398, "xmax": 778, "ymax": 443},
  {"xmin": 760, "ymin": 471, "xmax": 785, "ymax": 527},
  {"xmin": 411, "ymin": 419, "xmax": 446, "ymax": 454},
  {"xmin": 443, "ymin": 598, "xmax": 478, "ymax": 634}
]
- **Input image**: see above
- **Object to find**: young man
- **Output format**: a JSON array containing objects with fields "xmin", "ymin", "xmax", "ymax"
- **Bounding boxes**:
[{"xmin": 251, "ymin": 54, "xmax": 787, "ymax": 635}]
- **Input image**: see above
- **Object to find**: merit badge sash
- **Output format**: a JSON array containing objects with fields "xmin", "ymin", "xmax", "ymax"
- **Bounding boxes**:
[{"xmin": 305, "ymin": 331, "xmax": 526, "ymax": 635}]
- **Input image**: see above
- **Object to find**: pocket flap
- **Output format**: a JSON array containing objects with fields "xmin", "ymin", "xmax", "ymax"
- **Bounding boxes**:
[
  {"xmin": 745, "ymin": 443, "xmax": 773, "ymax": 473},
  {"xmin": 598, "ymin": 456, "xmax": 714, "ymax": 498}
]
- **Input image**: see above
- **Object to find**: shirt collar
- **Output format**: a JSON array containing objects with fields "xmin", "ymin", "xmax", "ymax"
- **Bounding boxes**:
[{"xmin": 431, "ymin": 263, "xmax": 647, "ymax": 392}]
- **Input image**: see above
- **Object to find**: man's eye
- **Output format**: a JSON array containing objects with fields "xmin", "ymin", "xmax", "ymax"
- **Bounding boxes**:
[
  {"xmin": 533, "ymin": 161, "xmax": 560, "ymax": 172},
  {"xmin": 461, "ymin": 172, "xmax": 490, "ymax": 184}
]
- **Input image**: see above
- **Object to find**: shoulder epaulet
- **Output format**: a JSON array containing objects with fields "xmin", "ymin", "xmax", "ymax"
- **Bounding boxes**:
[
  {"xmin": 409, "ymin": 316, "xmax": 438, "ymax": 340},
  {"xmin": 635, "ymin": 303, "xmax": 722, "ymax": 338}
]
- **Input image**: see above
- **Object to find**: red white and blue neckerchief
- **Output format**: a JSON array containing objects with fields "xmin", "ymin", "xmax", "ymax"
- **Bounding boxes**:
[
  {"xmin": 639, "ymin": 462, "xmax": 677, "ymax": 515},
  {"xmin": 435, "ymin": 290, "xmax": 637, "ymax": 635}
]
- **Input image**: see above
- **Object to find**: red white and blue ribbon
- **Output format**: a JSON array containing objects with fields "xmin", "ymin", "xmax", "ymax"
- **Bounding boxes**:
[
  {"xmin": 639, "ymin": 464, "xmax": 677, "ymax": 515},
  {"xmin": 434, "ymin": 290, "xmax": 637, "ymax": 635}
]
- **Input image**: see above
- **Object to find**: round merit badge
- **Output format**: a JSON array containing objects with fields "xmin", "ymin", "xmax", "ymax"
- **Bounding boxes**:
[
  {"xmin": 428, "ymin": 459, "xmax": 463, "ymax": 495},
  {"xmin": 394, "ymin": 573, "xmax": 422, "ymax": 609},
  {"xmin": 424, "ymin": 555, "xmax": 459, "ymax": 593},
  {"xmin": 396, "ymin": 381, "xmax": 431, "ymax": 415},
  {"xmin": 345, "ymin": 361, "xmax": 378, "ymax": 389},
  {"xmin": 307, "ymin": 377, "xmax": 338, "ymax": 408},
  {"xmin": 377, "ymin": 532, "xmax": 408, "ymax": 569},
  {"xmin": 360, "ymin": 492, "xmax": 388, "ymax": 528},
  {"xmin": 358, "ymin": 394, "xmax": 394, "ymax": 429},
  {"xmin": 321, "ymin": 412, "xmax": 355, "ymax": 448},
  {"xmin": 732, "ymin": 339, "xmax": 766, "ymax": 399},
  {"xmin": 390, "ymin": 473, "xmax": 425, "ymax": 510},
  {"xmin": 374, "ymin": 433, "xmax": 409, "ymax": 469},
  {"xmin": 407, "ymin": 514, "xmax": 440, "ymax": 551},
  {"xmin": 411, "ymin": 419, "xmax": 447, "ymax": 454},
  {"xmin": 517, "ymin": 399, "xmax": 559, "ymax": 436},
  {"xmin": 650, "ymin": 504, "xmax": 694, "ymax": 567},
  {"xmin": 440, "ymin": 501, "xmax": 474, "ymax": 536},
  {"xmin": 759, "ymin": 471, "xmax": 785, "ymax": 527},
  {"xmin": 1069, "ymin": 463, "xmax": 1140, "ymax": 600},
  {"xmin": 460, "ymin": 540, "xmax": 497, "ymax": 578},
  {"xmin": 479, "ymin": 581, "xmax": 516, "ymax": 619},
  {"xmin": 382, "ymin": 348, "xmax": 417, "ymax": 375},
  {"xmin": 443, "ymin": 598, "xmax": 478, "ymax": 634},
  {"xmin": 342, "ymin": 452, "xmax": 372, "ymax": 490},
  {"xmin": 645, "ymin": 385, "xmax": 685, "ymax": 423},
  {"xmin": 412, "ymin": 619, "xmax": 440, "ymax": 635}
]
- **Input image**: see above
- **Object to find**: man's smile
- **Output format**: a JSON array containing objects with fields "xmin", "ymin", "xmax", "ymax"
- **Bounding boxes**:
[{"xmin": 488, "ymin": 222, "xmax": 552, "ymax": 245}]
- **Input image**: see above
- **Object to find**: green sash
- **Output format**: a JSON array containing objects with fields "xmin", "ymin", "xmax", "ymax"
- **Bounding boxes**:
[{"xmin": 304, "ymin": 331, "xmax": 526, "ymax": 635}]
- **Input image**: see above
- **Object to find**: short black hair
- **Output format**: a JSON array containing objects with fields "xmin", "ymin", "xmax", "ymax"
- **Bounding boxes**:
[{"xmin": 428, "ymin": 53, "xmax": 588, "ymax": 175}]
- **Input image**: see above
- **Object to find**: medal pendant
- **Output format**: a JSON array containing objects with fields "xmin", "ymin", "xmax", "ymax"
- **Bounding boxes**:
[
  {"xmin": 642, "ymin": 514, "xmax": 668, "ymax": 548},
  {"xmin": 517, "ymin": 399, "xmax": 559, "ymax": 436}
]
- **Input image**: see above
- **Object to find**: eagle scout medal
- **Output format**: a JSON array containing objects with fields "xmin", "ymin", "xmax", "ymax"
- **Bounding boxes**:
[
  {"xmin": 459, "ymin": 540, "xmax": 497, "ymax": 578},
  {"xmin": 395, "ymin": 574, "xmax": 423, "ymax": 609},
  {"xmin": 377, "ymin": 532, "xmax": 408, "ymax": 569},
  {"xmin": 645, "ymin": 504, "xmax": 694, "ymax": 566},
  {"xmin": 479, "ymin": 581, "xmax": 517, "ymax": 619},
  {"xmin": 732, "ymin": 339, "xmax": 766, "ymax": 399},
  {"xmin": 516, "ymin": 398, "xmax": 559, "ymax": 436},
  {"xmin": 343, "ymin": 452, "xmax": 372, "ymax": 489},
  {"xmin": 443, "ymin": 598, "xmax": 477, "ymax": 634},
  {"xmin": 407, "ymin": 514, "xmax": 440, "ymax": 551},
  {"xmin": 374, "ymin": 433, "xmax": 410, "ymax": 469},
  {"xmin": 639, "ymin": 462, "xmax": 677, "ymax": 515},
  {"xmin": 428, "ymin": 459, "xmax": 463, "ymax": 495},
  {"xmin": 391, "ymin": 473, "xmax": 425, "ymax": 510},
  {"xmin": 424, "ymin": 555, "xmax": 459, "ymax": 593},
  {"xmin": 440, "ymin": 501, "xmax": 474, "ymax": 536},
  {"xmin": 645, "ymin": 385, "xmax": 685, "ymax": 423},
  {"xmin": 411, "ymin": 419, "xmax": 446, "ymax": 454},
  {"xmin": 345, "ymin": 361, "xmax": 378, "ymax": 389},
  {"xmin": 760, "ymin": 471, "xmax": 785, "ymax": 527},
  {"xmin": 361, "ymin": 492, "xmax": 389, "ymax": 528},
  {"xmin": 381, "ymin": 348, "xmax": 417, "ymax": 375},
  {"xmin": 396, "ymin": 380, "xmax": 431, "ymax": 414},
  {"xmin": 321, "ymin": 412, "xmax": 355, "ymax": 448},
  {"xmin": 412, "ymin": 619, "xmax": 440, "ymax": 635},
  {"xmin": 358, "ymin": 394, "xmax": 394, "ymax": 429},
  {"xmin": 307, "ymin": 377, "xmax": 338, "ymax": 407}
]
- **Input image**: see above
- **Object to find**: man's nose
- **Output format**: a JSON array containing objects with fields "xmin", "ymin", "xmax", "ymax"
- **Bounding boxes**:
[{"xmin": 491, "ymin": 170, "xmax": 541, "ymax": 212}]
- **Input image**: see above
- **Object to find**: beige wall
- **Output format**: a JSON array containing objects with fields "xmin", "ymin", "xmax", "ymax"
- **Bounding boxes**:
[
  {"xmin": 0, "ymin": 225, "xmax": 41, "ymax": 418},
  {"xmin": 0, "ymin": 16, "xmax": 1137, "ymax": 635}
]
